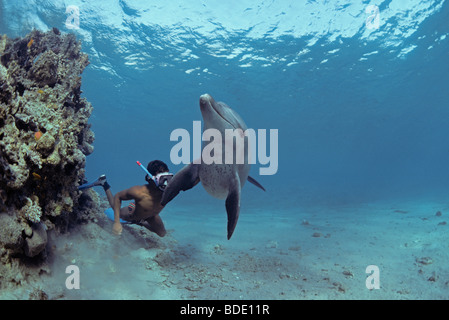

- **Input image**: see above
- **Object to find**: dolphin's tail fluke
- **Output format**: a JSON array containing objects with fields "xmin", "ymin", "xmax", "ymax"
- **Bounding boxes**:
[{"xmin": 247, "ymin": 176, "xmax": 265, "ymax": 191}]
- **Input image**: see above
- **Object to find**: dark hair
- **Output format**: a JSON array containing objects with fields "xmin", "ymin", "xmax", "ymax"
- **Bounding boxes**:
[{"xmin": 147, "ymin": 160, "xmax": 169, "ymax": 176}]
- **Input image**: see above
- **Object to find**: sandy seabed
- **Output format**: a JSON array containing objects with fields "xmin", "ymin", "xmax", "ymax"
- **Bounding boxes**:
[{"xmin": 1, "ymin": 196, "xmax": 448, "ymax": 300}]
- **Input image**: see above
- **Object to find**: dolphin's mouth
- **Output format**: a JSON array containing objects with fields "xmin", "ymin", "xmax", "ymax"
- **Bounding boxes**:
[{"xmin": 201, "ymin": 94, "xmax": 236, "ymax": 129}]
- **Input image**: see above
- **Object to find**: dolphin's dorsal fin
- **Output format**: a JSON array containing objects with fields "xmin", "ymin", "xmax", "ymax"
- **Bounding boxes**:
[{"xmin": 247, "ymin": 176, "xmax": 266, "ymax": 191}]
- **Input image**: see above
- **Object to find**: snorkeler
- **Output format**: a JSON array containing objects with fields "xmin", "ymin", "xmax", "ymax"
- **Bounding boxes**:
[{"xmin": 78, "ymin": 160, "xmax": 173, "ymax": 237}]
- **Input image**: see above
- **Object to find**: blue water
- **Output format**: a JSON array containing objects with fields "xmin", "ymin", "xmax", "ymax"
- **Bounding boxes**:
[
  {"xmin": 3, "ymin": 0, "xmax": 448, "ymax": 206},
  {"xmin": 1, "ymin": 0, "xmax": 449, "ymax": 300},
  {"xmin": 3, "ymin": 1, "xmax": 448, "ymax": 205}
]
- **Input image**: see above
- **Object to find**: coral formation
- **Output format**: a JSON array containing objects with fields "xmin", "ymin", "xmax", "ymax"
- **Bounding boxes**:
[
  {"xmin": 21, "ymin": 196, "xmax": 42, "ymax": 224},
  {"xmin": 0, "ymin": 29, "xmax": 99, "ymax": 287}
]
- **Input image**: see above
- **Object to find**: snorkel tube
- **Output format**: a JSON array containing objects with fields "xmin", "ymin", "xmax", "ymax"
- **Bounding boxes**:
[
  {"xmin": 136, "ymin": 160, "xmax": 173, "ymax": 191},
  {"xmin": 136, "ymin": 160, "xmax": 154, "ymax": 180}
]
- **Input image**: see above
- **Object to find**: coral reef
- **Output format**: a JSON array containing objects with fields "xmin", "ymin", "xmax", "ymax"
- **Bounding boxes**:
[{"xmin": 0, "ymin": 29, "xmax": 99, "ymax": 288}]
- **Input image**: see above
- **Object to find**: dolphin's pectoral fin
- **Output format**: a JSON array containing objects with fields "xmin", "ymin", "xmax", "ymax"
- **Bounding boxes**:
[
  {"xmin": 225, "ymin": 175, "xmax": 241, "ymax": 240},
  {"xmin": 161, "ymin": 163, "xmax": 200, "ymax": 206},
  {"xmin": 247, "ymin": 176, "xmax": 266, "ymax": 191}
]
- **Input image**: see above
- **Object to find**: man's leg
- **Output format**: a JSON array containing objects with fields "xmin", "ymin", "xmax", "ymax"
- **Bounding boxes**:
[
  {"xmin": 139, "ymin": 215, "xmax": 167, "ymax": 237},
  {"xmin": 79, "ymin": 175, "xmax": 136, "ymax": 223},
  {"xmin": 79, "ymin": 174, "xmax": 114, "ymax": 205},
  {"xmin": 93, "ymin": 175, "xmax": 114, "ymax": 206},
  {"xmin": 104, "ymin": 188, "xmax": 114, "ymax": 207}
]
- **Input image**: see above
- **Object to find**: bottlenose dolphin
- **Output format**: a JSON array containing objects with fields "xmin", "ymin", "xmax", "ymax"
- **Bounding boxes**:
[{"xmin": 161, "ymin": 94, "xmax": 265, "ymax": 239}]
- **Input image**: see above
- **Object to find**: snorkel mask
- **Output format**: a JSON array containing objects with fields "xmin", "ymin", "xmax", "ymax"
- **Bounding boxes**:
[
  {"xmin": 136, "ymin": 161, "xmax": 173, "ymax": 191},
  {"xmin": 153, "ymin": 172, "xmax": 173, "ymax": 190}
]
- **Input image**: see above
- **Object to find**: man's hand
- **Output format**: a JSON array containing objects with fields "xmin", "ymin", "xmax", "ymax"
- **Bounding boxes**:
[{"xmin": 112, "ymin": 221, "xmax": 122, "ymax": 236}]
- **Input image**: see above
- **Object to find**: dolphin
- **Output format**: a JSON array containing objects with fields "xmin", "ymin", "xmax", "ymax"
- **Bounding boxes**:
[{"xmin": 161, "ymin": 93, "xmax": 265, "ymax": 239}]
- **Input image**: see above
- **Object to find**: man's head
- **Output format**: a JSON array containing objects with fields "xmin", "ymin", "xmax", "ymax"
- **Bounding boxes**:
[
  {"xmin": 145, "ymin": 160, "xmax": 172, "ymax": 191},
  {"xmin": 147, "ymin": 160, "xmax": 169, "ymax": 176}
]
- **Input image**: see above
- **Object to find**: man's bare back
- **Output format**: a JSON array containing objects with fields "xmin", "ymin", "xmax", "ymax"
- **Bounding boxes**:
[
  {"xmin": 117, "ymin": 184, "xmax": 164, "ymax": 220},
  {"xmin": 112, "ymin": 184, "xmax": 166, "ymax": 237}
]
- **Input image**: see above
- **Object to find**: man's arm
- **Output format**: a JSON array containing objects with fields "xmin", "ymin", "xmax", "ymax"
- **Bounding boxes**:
[{"xmin": 112, "ymin": 186, "xmax": 141, "ymax": 235}]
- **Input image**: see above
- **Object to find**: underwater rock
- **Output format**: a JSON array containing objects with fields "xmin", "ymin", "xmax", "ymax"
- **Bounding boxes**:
[
  {"xmin": 0, "ymin": 29, "xmax": 99, "ymax": 287},
  {"xmin": 416, "ymin": 257, "xmax": 433, "ymax": 265},
  {"xmin": 28, "ymin": 49, "xmax": 59, "ymax": 87},
  {"xmin": 35, "ymin": 132, "xmax": 56, "ymax": 157},
  {"xmin": 0, "ymin": 214, "xmax": 24, "ymax": 253},
  {"xmin": 342, "ymin": 269, "xmax": 354, "ymax": 278},
  {"xmin": 24, "ymin": 222, "xmax": 48, "ymax": 258},
  {"xmin": 28, "ymin": 287, "xmax": 49, "ymax": 300}
]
